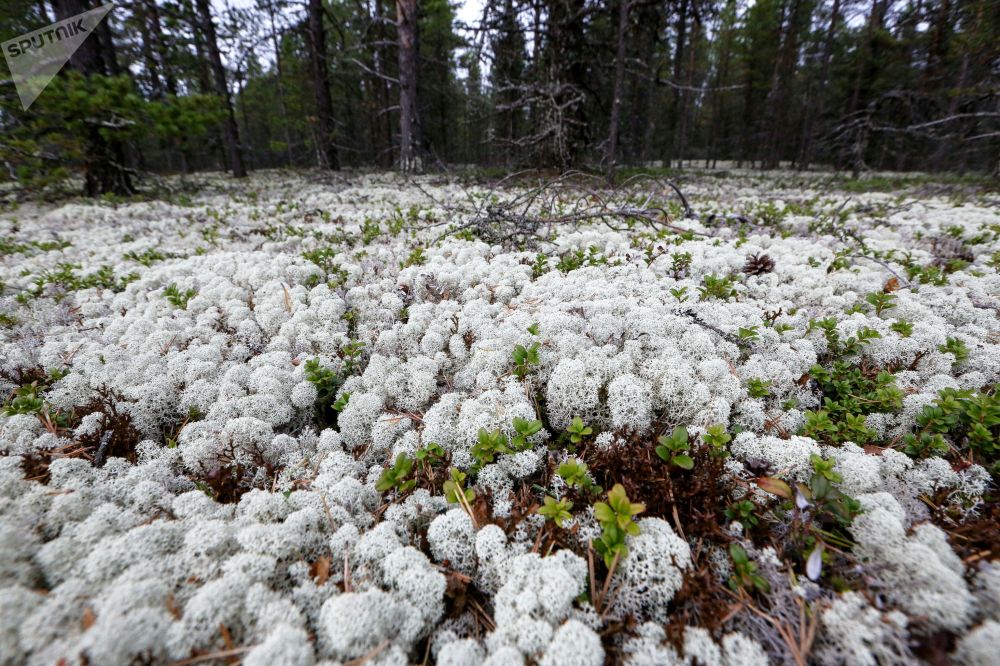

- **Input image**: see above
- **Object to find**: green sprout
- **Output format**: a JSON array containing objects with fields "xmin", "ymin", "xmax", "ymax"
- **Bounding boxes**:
[
  {"xmin": 593, "ymin": 484, "xmax": 645, "ymax": 567},
  {"xmin": 558, "ymin": 458, "xmax": 602, "ymax": 495},
  {"xmin": 332, "ymin": 392, "xmax": 350, "ymax": 412},
  {"xmin": 890, "ymin": 320, "xmax": 913, "ymax": 337},
  {"xmin": 512, "ymin": 342, "xmax": 541, "ymax": 379},
  {"xmin": 809, "ymin": 454, "xmax": 842, "ymax": 483},
  {"xmin": 443, "ymin": 467, "xmax": 475, "ymax": 505},
  {"xmin": 724, "ymin": 500, "xmax": 759, "ymax": 529},
  {"xmin": 415, "ymin": 441, "xmax": 445, "ymax": 463},
  {"xmin": 471, "ymin": 428, "xmax": 511, "ymax": 469},
  {"xmin": 939, "ymin": 337, "xmax": 969, "ymax": 366},
  {"xmin": 698, "ymin": 274, "xmax": 738, "ymax": 301},
  {"xmin": 702, "ymin": 424, "xmax": 732, "ymax": 456},
  {"xmin": 164, "ymin": 283, "xmax": 196, "ymax": 309},
  {"xmin": 566, "ymin": 416, "xmax": 593, "ymax": 445},
  {"xmin": 655, "ymin": 425, "xmax": 693, "ymax": 470},
  {"xmin": 376, "ymin": 453, "xmax": 416, "ymax": 493},
  {"xmin": 865, "ymin": 291, "xmax": 897, "ymax": 316},
  {"xmin": 511, "ymin": 417, "xmax": 543, "ymax": 450},
  {"xmin": 747, "ymin": 378, "xmax": 772, "ymax": 399},
  {"xmin": 728, "ymin": 544, "xmax": 770, "ymax": 593},
  {"xmin": 537, "ymin": 496, "xmax": 573, "ymax": 527}
]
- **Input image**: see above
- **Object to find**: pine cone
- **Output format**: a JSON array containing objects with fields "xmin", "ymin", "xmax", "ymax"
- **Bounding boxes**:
[{"xmin": 743, "ymin": 253, "xmax": 775, "ymax": 276}]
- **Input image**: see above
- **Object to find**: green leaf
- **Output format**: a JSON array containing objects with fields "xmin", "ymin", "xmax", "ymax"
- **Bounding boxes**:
[
  {"xmin": 593, "ymin": 502, "xmax": 614, "ymax": 524},
  {"xmin": 671, "ymin": 454, "xmax": 694, "ymax": 470}
]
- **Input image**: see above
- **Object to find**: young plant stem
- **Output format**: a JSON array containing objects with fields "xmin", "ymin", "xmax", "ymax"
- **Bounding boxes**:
[
  {"xmin": 596, "ymin": 549, "xmax": 622, "ymax": 614},
  {"xmin": 455, "ymin": 486, "xmax": 479, "ymax": 529}
]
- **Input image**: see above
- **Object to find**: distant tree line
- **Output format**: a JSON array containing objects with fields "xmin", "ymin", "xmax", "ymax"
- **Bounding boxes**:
[{"xmin": 1, "ymin": 0, "xmax": 998, "ymax": 195}]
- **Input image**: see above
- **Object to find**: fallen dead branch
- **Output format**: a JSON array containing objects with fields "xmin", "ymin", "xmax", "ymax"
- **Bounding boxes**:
[{"xmin": 409, "ymin": 171, "xmax": 714, "ymax": 248}]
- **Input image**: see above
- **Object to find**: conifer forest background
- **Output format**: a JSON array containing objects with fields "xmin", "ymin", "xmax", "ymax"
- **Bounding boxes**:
[{"xmin": 1, "ymin": 0, "xmax": 999, "ymax": 196}]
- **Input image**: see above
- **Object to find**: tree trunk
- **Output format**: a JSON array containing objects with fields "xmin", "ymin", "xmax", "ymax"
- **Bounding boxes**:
[
  {"xmin": 396, "ymin": 0, "xmax": 421, "ymax": 172},
  {"xmin": 193, "ymin": 0, "xmax": 247, "ymax": 177},
  {"xmin": 265, "ymin": 2, "xmax": 295, "ymax": 167},
  {"xmin": 668, "ymin": 0, "xmax": 689, "ymax": 167},
  {"xmin": 797, "ymin": 0, "xmax": 840, "ymax": 168},
  {"xmin": 51, "ymin": 0, "xmax": 134, "ymax": 196},
  {"xmin": 307, "ymin": 0, "xmax": 339, "ymax": 169},
  {"xmin": 849, "ymin": 0, "xmax": 887, "ymax": 117},
  {"xmin": 606, "ymin": 0, "xmax": 629, "ymax": 181},
  {"xmin": 135, "ymin": 0, "xmax": 163, "ymax": 97},
  {"xmin": 765, "ymin": 0, "xmax": 807, "ymax": 168},
  {"xmin": 931, "ymin": 51, "xmax": 970, "ymax": 170},
  {"xmin": 373, "ymin": 0, "xmax": 395, "ymax": 167},
  {"xmin": 675, "ymin": 8, "xmax": 701, "ymax": 167},
  {"xmin": 146, "ymin": 0, "xmax": 177, "ymax": 96}
]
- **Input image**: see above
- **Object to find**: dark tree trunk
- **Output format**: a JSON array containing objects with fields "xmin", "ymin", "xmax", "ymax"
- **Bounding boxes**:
[
  {"xmin": 606, "ymin": 0, "xmax": 629, "ymax": 181},
  {"xmin": 95, "ymin": 13, "xmax": 120, "ymax": 76},
  {"xmin": 675, "ymin": 8, "xmax": 701, "ymax": 166},
  {"xmin": 183, "ymin": 0, "xmax": 223, "ymax": 169},
  {"xmin": 764, "ymin": 0, "xmax": 807, "ymax": 168},
  {"xmin": 146, "ymin": 0, "xmax": 177, "ymax": 96},
  {"xmin": 193, "ymin": 0, "xmax": 247, "ymax": 177},
  {"xmin": 265, "ymin": 1, "xmax": 295, "ymax": 167},
  {"xmin": 668, "ymin": 0, "xmax": 689, "ymax": 167},
  {"xmin": 396, "ymin": 0, "xmax": 421, "ymax": 172},
  {"xmin": 135, "ymin": 0, "xmax": 164, "ymax": 98},
  {"xmin": 373, "ymin": 0, "xmax": 395, "ymax": 168},
  {"xmin": 307, "ymin": 0, "xmax": 339, "ymax": 169},
  {"xmin": 797, "ymin": 0, "xmax": 840, "ymax": 168},
  {"xmin": 51, "ymin": 0, "xmax": 134, "ymax": 196},
  {"xmin": 922, "ymin": 0, "xmax": 951, "ymax": 91}
]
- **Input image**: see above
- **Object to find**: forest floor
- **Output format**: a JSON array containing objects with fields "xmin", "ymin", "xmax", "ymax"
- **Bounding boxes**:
[{"xmin": 1, "ymin": 169, "xmax": 999, "ymax": 665}]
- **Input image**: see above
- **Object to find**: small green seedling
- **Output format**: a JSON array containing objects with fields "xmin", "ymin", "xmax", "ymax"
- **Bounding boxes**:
[
  {"xmin": 890, "ymin": 320, "xmax": 913, "ymax": 337},
  {"xmin": 747, "ymin": 378, "xmax": 772, "ymax": 398},
  {"xmin": 511, "ymin": 417, "xmax": 543, "ymax": 450},
  {"xmin": 400, "ymin": 246, "xmax": 426, "ymax": 268},
  {"xmin": 809, "ymin": 454, "xmax": 841, "ymax": 483},
  {"xmin": 558, "ymin": 458, "xmax": 602, "ymax": 495},
  {"xmin": 332, "ymin": 392, "xmax": 350, "ymax": 412},
  {"xmin": 305, "ymin": 359, "xmax": 340, "ymax": 404},
  {"xmin": 702, "ymin": 424, "xmax": 732, "ymax": 456},
  {"xmin": 655, "ymin": 425, "xmax": 693, "ymax": 470},
  {"xmin": 164, "ymin": 283, "xmax": 196, "ymax": 309},
  {"xmin": 512, "ymin": 342, "xmax": 541, "ymax": 379},
  {"xmin": 376, "ymin": 453, "xmax": 416, "ymax": 493},
  {"xmin": 537, "ymin": 496, "xmax": 573, "ymax": 527},
  {"xmin": 341, "ymin": 340, "xmax": 365, "ymax": 375},
  {"xmin": 902, "ymin": 432, "xmax": 949, "ymax": 458},
  {"xmin": 415, "ymin": 441, "xmax": 445, "ymax": 463},
  {"xmin": 724, "ymin": 500, "xmax": 759, "ymax": 529},
  {"xmin": 443, "ymin": 467, "xmax": 475, "ymax": 504},
  {"xmin": 471, "ymin": 428, "xmax": 511, "ymax": 469},
  {"xmin": 698, "ymin": 274, "xmax": 738, "ymax": 301},
  {"xmin": 939, "ymin": 337, "xmax": 969, "ymax": 365},
  {"xmin": 670, "ymin": 251, "xmax": 692, "ymax": 279},
  {"xmin": 728, "ymin": 543, "xmax": 770, "ymax": 593},
  {"xmin": 566, "ymin": 416, "xmax": 593, "ymax": 444},
  {"xmin": 865, "ymin": 291, "xmax": 897, "ymax": 316},
  {"xmin": 593, "ymin": 484, "xmax": 645, "ymax": 567},
  {"xmin": 3, "ymin": 384, "xmax": 45, "ymax": 416}
]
